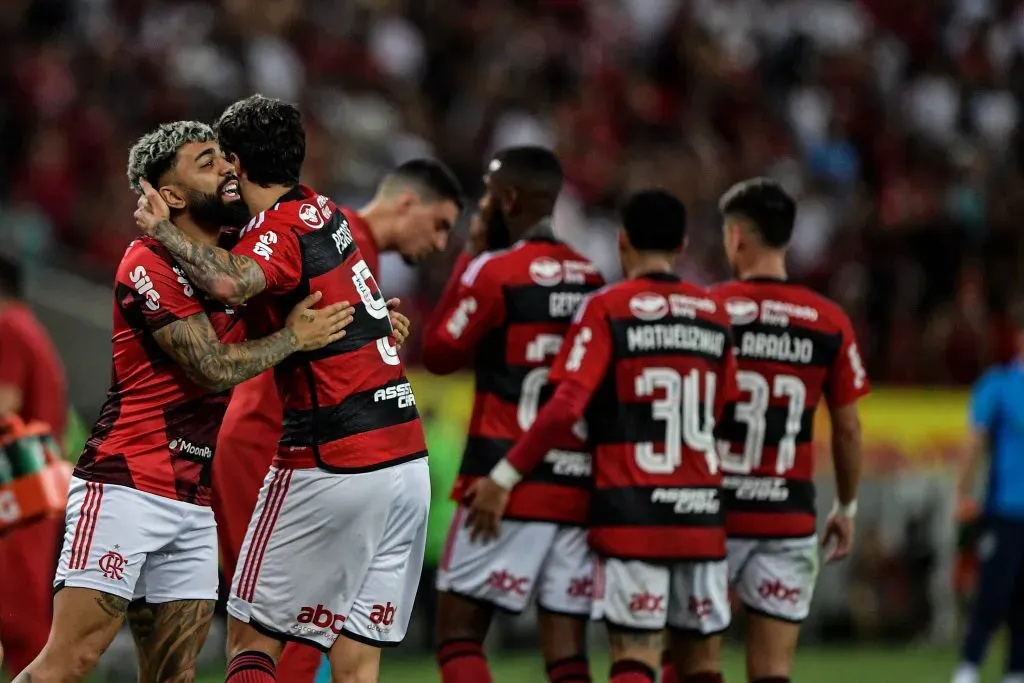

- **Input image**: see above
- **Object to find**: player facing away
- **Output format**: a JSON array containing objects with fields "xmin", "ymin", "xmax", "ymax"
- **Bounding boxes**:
[
  {"xmin": 135, "ymin": 95, "xmax": 431, "ymax": 683},
  {"xmin": 213, "ymin": 159, "xmax": 462, "ymax": 683},
  {"xmin": 665, "ymin": 178, "xmax": 868, "ymax": 683},
  {"xmin": 14, "ymin": 121, "xmax": 352, "ymax": 683},
  {"xmin": 472, "ymin": 189, "xmax": 740, "ymax": 683},
  {"xmin": 422, "ymin": 147, "xmax": 605, "ymax": 683}
]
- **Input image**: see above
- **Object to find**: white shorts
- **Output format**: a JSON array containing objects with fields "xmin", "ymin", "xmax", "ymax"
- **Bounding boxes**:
[
  {"xmin": 727, "ymin": 535, "xmax": 819, "ymax": 623},
  {"xmin": 592, "ymin": 557, "xmax": 730, "ymax": 635},
  {"xmin": 53, "ymin": 477, "xmax": 218, "ymax": 603},
  {"xmin": 436, "ymin": 508, "xmax": 593, "ymax": 617},
  {"xmin": 227, "ymin": 459, "xmax": 430, "ymax": 650}
]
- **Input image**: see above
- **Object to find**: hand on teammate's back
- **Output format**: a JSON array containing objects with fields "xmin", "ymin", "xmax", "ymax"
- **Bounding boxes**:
[
  {"xmin": 821, "ymin": 511, "xmax": 854, "ymax": 563},
  {"xmin": 285, "ymin": 291, "xmax": 355, "ymax": 351},
  {"xmin": 463, "ymin": 476, "xmax": 510, "ymax": 543},
  {"xmin": 134, "ymin": 179, "xmax": 172, "ymax": 235},
  {"xmin": 386, "ymin": 298, "xmax": 410, "ymax": 349}
]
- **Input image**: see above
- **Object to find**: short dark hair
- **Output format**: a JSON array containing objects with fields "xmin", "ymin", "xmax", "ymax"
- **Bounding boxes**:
[
  {"xmin": 718, "ymin": 177, "xmax": 796, "ymax": 248},
  {"xmin": 620, "ymin": 189, "xmax": 687, "ymax": 252},
  {"xmin": 488, "ymin": 146, "xmax": 563, "ymax": 199},
  {"xmin": 126, "ymin": 121, "xmax": 216, "ymax": 194},
  {"xmin": 215, "ymin": 94, "xmax": 304, "ymax": 187},
  {"xmin": 385, "ymin": 159, "xmax": 464, "ymax": 210}
]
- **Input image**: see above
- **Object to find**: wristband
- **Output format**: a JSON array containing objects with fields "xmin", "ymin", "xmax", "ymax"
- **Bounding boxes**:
[
  {"xmin": 830, "ymin": 499, "xmax": 858, "ymax": 519},
  {"xmin": 489, "ymin": 459, "xmax": 523, "ymax": 490}
]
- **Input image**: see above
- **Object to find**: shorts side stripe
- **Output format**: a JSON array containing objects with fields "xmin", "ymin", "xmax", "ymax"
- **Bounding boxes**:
[
  {"xmin": 441, "ymin": 506, "xmax": 466, "ymax": 572},
  {"xmin": 236, "ymin": 470, "xmax": 286, "ymax": 601},
  {"xmin": 71, "ymin": 483, "xmax": 103, "ymax": 570},
  {"xmin": 239, "ymin": 473, "xmax": 288, "ymax": 602},
  {"xmin": 238, "ymin": 470, "xmax": 292, "ymax": 602}
]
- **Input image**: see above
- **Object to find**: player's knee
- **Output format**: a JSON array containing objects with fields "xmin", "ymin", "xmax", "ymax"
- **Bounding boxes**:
[
  {"xmin": 669, "ymin": 630, "xmax": 721, "ymax": 674},
  {"xmin": 434, "ymin": 592, "xmax": 492, "ymax": 643},
  {"xmin": 328, "ymin": 643, "xmax": 379, "ymax": 683},
  {"xmin": 32, "ymin": 641, "xmax": 104, "ymax": 681}
]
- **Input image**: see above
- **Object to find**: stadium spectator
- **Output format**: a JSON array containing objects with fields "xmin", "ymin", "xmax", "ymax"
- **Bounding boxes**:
[{"xmin": 3, "ymin": 0, "xmax": 1024, "ymax": 387}]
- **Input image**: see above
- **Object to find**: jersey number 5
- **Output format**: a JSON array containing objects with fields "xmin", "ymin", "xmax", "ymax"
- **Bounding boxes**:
[
  {"xmin": 721, "ymin": 370, "xmax": 806, "ymax": 475},
  {"xmin": 634, "ymin": 367, "xmax": 718, "ymax": 475}
]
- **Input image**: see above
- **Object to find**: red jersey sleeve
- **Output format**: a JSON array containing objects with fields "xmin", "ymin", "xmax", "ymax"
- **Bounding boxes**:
[
  {"xmin": 548, "ymin": 292, "xmax": 612, "ymax": 394},
  {"xmin": 421, "ymin": 253, "xmax": 506, "ymax": 374},
  {"xmin": 123, "ymin": 246, "xmax": 204, "ymax": 331},
  {"xmin": 233, "ymin": 211, "xmax": 303, "ymax": 295},
  {"xmin": 827, "ymin": 312, "xmax": 871, "ymax": 408}
]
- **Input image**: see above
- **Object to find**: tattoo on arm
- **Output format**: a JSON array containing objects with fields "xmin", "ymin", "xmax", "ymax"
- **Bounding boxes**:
[
  {"xmin": 153, "ymin": 312, "xmax": 299, "ymax": 393},
  {"xmin": 95, "ymin": 592, "xmax": 130, "ymax": 619},
  {"xmin": 128, "ymin": 599, "xmax": 215, "ymax": 683},
  {"xmin": 152, "ymin": 219, "xmax": 266, "ymax": 305}
]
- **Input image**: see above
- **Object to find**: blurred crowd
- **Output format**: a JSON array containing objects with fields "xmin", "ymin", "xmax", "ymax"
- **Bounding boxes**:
[{"xmin": 2, "ymin": 0, "xmax": 1024, "ymax": 384}]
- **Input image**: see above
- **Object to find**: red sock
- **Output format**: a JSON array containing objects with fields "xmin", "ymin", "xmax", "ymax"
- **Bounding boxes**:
[
  {"xmin": 226, "ymin": 651, "xmax": 276, "ymax": 683},
  {"xmin": 681, "ymin": 674, "xmax": 724, "ymax": 683},
  {"xmin": 661, "ymin": 650, "xmax": 678, "ymax": 683},
  {"xmin": 547, "ymin": 655, "xmax": 591, "ymax": 682},
  {"xmin": 437, "ymin": 639, "xmax": 493, "ymax": 683},
  {"xmin": 609, "ymin": 659, "xmax": 655, "ymax": 683}
]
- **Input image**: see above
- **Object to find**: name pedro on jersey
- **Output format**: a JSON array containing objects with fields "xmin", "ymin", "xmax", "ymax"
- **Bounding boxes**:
[{"xmin": 627, "ymin": 324, "xmax": 726, "ymax": 356}]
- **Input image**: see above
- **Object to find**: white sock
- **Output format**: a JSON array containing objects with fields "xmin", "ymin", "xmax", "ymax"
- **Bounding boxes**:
[
  {"xmin": 1003, "ymin": 674, "xmax": 1024, "ymax": 683},
  {"xmin": 952, "ymin": 663, "xmax": 980, "ymax": 683}
]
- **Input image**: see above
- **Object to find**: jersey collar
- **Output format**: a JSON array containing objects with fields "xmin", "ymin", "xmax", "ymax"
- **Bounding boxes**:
[
  {"xmin": 742, "ymin": 275, "xmax": 790, "ymax": 284},
  {"xmin": 276, "ymin": 184, "xmax": 311, "ymax": 205}
]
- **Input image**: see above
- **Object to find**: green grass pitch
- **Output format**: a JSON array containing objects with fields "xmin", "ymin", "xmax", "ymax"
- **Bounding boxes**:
[{"xmin": 175, "ymin": 645, "xmax": 1005, "ymax": 682}]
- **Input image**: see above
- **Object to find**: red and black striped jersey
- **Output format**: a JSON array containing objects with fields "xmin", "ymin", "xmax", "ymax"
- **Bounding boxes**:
[
  {"xmin": 549, "ymin": 273, "xmax": 739, "ymax": 561},
  {"xmin": 423, "ymin": 233, "xmax": 604, "ymax": 525},
  {"xmin": 713, "ymin": 278, "xmax": 870, "ymax": 539},
  {"xmin": 76, "ymin": 237, "xmax": 245, "ymax": 506},
  {"xmin": 233, "ymin": 185, "xmax": 426, "ymax": 472}
]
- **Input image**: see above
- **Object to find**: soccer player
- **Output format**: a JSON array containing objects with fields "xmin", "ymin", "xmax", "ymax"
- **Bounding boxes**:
[
  {"xmin": 665, "ymin": 178, "xmax": 868, "ymax": 683},
  {"xmin": 470, "ymin": 189, "xmax": 738, "ymax": 683},
  {"xmin": 15, "ymin": 121, "xmax": 352, "ymax": 683},
  {"xmin": 135, "ymin": 95, "xmax": 432, "ymax": 683},
  {"xmin": 422, "ymin": 146, "xmax": 604, "ymax": 683},
  {"xmin": 951, "ymin": 317, "xmax": 1024, "ymax": 683},
  {"xmin": 213, "ymin": 158, "xmax": 462, "ymax": 683}
]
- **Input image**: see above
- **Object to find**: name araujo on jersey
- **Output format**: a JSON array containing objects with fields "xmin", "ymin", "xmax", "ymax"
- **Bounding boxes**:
[{"xmin": 736, "ymin": 299, "xmax": 820, "ymax": 365}]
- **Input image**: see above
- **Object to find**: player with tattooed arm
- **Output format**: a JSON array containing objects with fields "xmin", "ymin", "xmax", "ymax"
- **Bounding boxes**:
[
  {"xmin": 662, "ymin": 178, "xmax": 868, "ymax": 683},
  {"xmin": 470, "ymin": 190, "xmax": 739, "ymax": 683},
  {"xmin": 136, "ymin": 95, "xmax": 431, "ymax": 683},
  {"xmin": 423, "ymin": 147, "xmax": 604, "ymax": 683},
  {"xmin": 14, "ymin": 121, "xmax": 353, "ymax": 683}
]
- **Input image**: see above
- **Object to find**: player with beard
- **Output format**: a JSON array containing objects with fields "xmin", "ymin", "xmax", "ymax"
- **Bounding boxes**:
[
  {"xmin": 423, "ymin": 147, "xmax": 605, "ymax": 683},
  {"xmin": 213, "ymin": 159, "xmax": 462, "ymax": 683},
  {"xmin": 14, "ymin": 122, "xmax": 352, "ymax": 683},
  {"xmin": 661, "ymin": 178, "xmax": 867, "ymax": 683},
  {"xmin": 135, "ymin": 95, "xmax": 435, "ymax": 683}
]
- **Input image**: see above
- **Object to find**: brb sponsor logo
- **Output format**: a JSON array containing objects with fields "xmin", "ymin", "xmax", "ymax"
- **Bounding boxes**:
[
  {"xmin": 373, "ymin": 382, "xmax": 416, "ymax": 409},
  {"xmin": 758, "ymin": 578, "xmax": 801, "ymax": 605},
  {"xmin": 446, "ymin": 297, "xmax": 477, "ymax": 339},
  {"xmin": 297, "ymin": 604, "xmax": 346, "ymax": 636},
  {"xmin": 688, "ymin": 595, "xmax": 712, "ymax": 619},
  {"xmin": 368, "ymin": 602, "xmax": 397, "ymax": 633},
  {"xmin": 129, "ymin": 266, "xmax": 161, "ymax": 311},
  {"xmin": 488, "ymin": 569, "xmax": 530, "ymax": 596},
  {"xmin": 628, "ymin": 591, "xmax": 665, "ymax": 614},
  {"xmin": 169, "ymin": 438, "xmax": 213, "ymax": 461}
]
